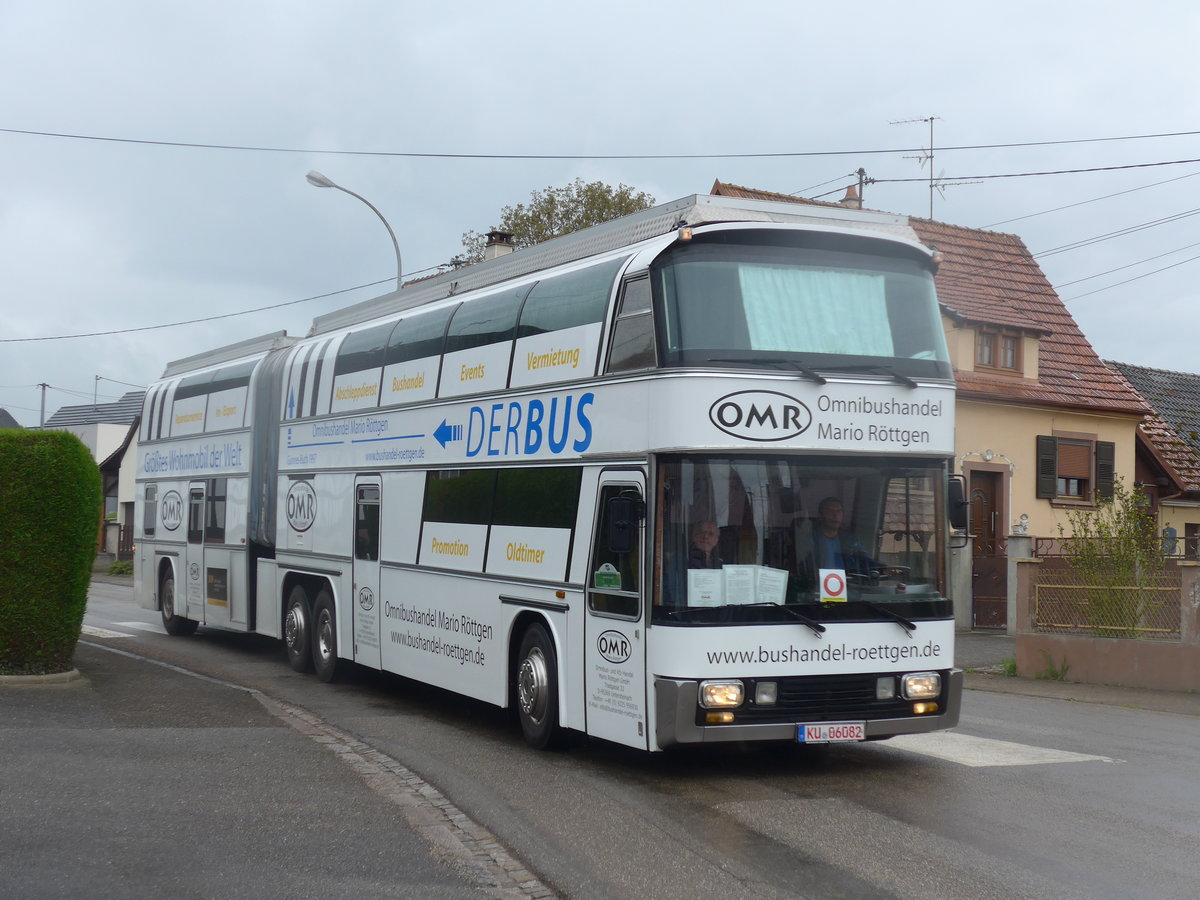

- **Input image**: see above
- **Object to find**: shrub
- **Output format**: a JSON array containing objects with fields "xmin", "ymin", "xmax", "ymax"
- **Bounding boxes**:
[
  {"xmin": 108, "ymin": 560, "xmax": 133, "ymax": 577},
  {"xmin": 1058, "ymin": 481, "xmax": 1163, "ymax": 639},
  {"xmin": 0, "ymin": 431, "xmax": 101, "ymax": 675}
]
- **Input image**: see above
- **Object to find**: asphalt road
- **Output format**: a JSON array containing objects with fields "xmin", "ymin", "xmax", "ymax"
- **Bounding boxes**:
[{"xmin": 8, "ymin": 579, "xmax": 1197, "ymax": 900}]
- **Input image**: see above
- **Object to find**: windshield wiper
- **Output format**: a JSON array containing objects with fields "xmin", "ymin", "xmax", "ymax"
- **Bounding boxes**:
[
  {"xmin": 704, "ymin": 357, "xmax": 827, "ymax": 384},
  {"xmin": 819, "ymin": 363, "xmax": 919, "ymax": 388},
  {"xmin": 740, "ymin": 602, "xmax": 826, "ymax": 639},
  {"xmin": 855, "ymin": 600, "xmax": 916, "ymax": 636}
]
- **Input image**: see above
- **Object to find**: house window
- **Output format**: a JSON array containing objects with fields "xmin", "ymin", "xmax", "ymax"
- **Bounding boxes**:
[
  {"xmin": 1186, "ymin": 524, "xmax": 1199, "ymax": 560},
  {"xmin": 976, "ymin": 329, "xmax": 1021, "ymax": 372},
  {"xmin": 1036, "ymin": 435, "xmax": 1114, "ymax": 502}
]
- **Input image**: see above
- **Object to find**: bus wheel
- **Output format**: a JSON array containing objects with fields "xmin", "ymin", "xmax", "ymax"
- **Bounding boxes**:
[
  {"xmin": 312, "ymin": 589, "xmax": 338, "ymax": 684},
  {"xmin": 284, "ymin": 585, "xmax": 314, "ymax": 673},
  {"xmin": 516, "ymin": 622, "xmax": 560, "ymax": 750},
  {"xmin": 160, "ymin": 570, "xmax": 198, "ymax": 636}
]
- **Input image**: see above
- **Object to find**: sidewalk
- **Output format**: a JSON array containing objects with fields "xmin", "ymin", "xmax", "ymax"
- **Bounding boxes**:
[
  {"xmin": 956, "ymin": 629, "xmax": 1200, "ymax": 718},
  {"xmin": 0, "ymin": 641, "xmax": 531, "ymax": 899}
]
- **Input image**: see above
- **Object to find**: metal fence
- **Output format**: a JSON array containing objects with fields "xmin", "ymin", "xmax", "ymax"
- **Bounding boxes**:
[{"xmin": 1033, "ymin": 567, "xmax": 1182, "ymax": 640}]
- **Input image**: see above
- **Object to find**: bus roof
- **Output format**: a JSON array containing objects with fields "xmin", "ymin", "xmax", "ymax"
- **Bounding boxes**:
[
  {"xmin": 307, "ymin": 193, "xmax": 927, "ymax": 337},
  {"xmin": 160, "ymin": 330, "xmax": 296, "ymax": 378}
]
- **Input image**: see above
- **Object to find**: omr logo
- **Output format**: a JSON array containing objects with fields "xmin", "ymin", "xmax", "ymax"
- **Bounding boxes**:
[
  {"xmin": 597, "ymin": 629, "xmax": 631, "ymax": 664},
  {"xmin": 709, "ymin": 390, "xmax": 811, "ymax": 442},
  {"xmin": 286, "ymin": 481, "xmax": 317, "ymax": 532},
  {"xmin": 160, "ymin": 490, "xmax": 184, "ymax": 531},
  {"xmin": 358, "ymin": 586, "xmax": 375, "ymax": 612}
]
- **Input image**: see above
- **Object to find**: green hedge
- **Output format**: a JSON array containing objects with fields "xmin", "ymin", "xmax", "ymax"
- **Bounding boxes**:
[{"xmin": 0, "ymin": 431, "xmax": 101, "ymax": 675}]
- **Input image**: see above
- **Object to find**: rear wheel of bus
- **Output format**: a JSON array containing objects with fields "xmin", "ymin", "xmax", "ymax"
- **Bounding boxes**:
[
  {"xmin": 160, "ymin": 568, "xmax": 198, "ymax": 636},
  {"xmin": 284, "ymin": 584, "xmax": 313, "ymax": 673},
  {"xmin": 515, "ymin": 621, "xmax": 561, "ymax": 750},
  {"xmin": 312, "ymin": 588, "xmax": 338, "ymax": 683}
]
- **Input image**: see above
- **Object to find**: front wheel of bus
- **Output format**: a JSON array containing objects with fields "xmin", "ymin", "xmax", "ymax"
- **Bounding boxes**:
[
  {"xmin": 160, "ymin": 570, "xmax": 197, "ymax": 636},
  {"xmin": 312, "ymin": 589, "xmax": 338, "ymax": 683},
  {"xmin": 284, "ymin": 585, "xmax": 314, "ymax": 673},
  {"xmin": 516, "ymin": 622, "xmax": 560, "ymax": 750}
]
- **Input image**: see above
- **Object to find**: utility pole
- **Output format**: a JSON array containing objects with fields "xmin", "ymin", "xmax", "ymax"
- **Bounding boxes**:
[{"xmin": 38, "ymin": 382, "xmax": 48, "ymax": 428}]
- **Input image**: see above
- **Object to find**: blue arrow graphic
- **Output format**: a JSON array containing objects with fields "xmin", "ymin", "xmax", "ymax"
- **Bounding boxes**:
[{"xmin": 433, "ymin": 419, "xmax": 463, "ymax": 448}]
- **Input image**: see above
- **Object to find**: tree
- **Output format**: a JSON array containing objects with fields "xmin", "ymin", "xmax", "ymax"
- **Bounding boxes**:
[{"xmin": 460, "ymin": 178, "xmax": 655, "ymax": 263}]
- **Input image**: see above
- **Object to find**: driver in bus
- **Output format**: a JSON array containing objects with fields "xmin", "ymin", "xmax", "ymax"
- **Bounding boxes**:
[{"xmin": 811, "ymin": 497, "xmax": 877, "ymax": 573}]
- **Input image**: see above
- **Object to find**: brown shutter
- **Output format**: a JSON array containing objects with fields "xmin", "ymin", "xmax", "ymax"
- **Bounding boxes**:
[
  {"xmin": 1095, "ymin": 441, "xmax": 1115, "ymax": 501},
  {"xmin": 1036, "ymin": 435, "xmax": 1057, "ymax": 499},
  {"xmin": 1057, "ymin": 441, "xmax": 1092, "ymax": 478}
]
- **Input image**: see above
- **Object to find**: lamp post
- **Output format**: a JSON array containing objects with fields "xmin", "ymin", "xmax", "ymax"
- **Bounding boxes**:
[{"xmin": 306, "ymin": 171, "xmax": 403, "ymax": 292}]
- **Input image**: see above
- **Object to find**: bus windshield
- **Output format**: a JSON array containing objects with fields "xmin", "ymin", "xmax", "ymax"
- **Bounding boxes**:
[
  {"xmin": 654, "ymin": 231, "xmax": 951, "ymax": 380},
  {"xmin": 654, "ymin": 455, "xmax": 951, "ymax": 625}
]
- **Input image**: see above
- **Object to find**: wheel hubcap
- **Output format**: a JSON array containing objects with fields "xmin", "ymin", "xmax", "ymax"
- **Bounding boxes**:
[
  {"xmin": 317, "ymin": 610, "xmax": 334, "ymax": 662},
  {"xmin": 285, "ymin": 605, "xmax": 303, "ymax": 649},
  {"xmin": 517, "ymin": 647, "xmax": 548, "ymax": 722}
]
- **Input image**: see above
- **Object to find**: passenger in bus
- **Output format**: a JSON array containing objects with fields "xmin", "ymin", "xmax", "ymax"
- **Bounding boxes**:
[{"xmin": 687, "ymin": 520, "xmax": 723, "ymax": 569}]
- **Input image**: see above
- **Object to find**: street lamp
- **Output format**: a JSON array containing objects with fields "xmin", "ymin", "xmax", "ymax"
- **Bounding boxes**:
[{"xmin": 306, "ymin": 170, "xmax": 403, "ymax": 292}]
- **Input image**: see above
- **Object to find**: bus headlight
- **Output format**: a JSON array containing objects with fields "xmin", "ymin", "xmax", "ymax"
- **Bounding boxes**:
[
  {"xmin": 699, "ymin": 680, "xmax": 744, "ymax": 708},
  {"xmin": 901, "ymin": 672, "xmax": 941, "ymax": 700}
]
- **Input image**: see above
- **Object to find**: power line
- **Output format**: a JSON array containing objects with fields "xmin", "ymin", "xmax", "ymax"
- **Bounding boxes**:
[
  {"xmin": 872, "ymin": 157, "xmax": 1200, "ymax": 186},
  {"xmin": 1055, "ymin": 240, "xmax": 1200, "ymax": 288},
  {"xmin": 1062, "ymin": 253, "xmax": 1200, "ymax": 302},
  {"xmin": 981, "ymin": 169, "xmax": 1200, "ymax": 228},
  {"xmin": 0, "ymin": 276, "xmax": 397, "ymax": 343},
  {"xmin": 5, "ymin": 125, "xmax": 1200, "ymax": 161}
]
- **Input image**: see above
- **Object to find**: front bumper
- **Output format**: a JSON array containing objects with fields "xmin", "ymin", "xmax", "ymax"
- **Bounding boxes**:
[{"xmin": 653, "ymin": 668, "xmax": 963, "ymax": 749}]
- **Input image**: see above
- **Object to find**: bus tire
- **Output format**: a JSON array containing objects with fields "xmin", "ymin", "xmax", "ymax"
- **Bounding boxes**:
[
  {"xmin": 284, "ymin": 585, "xmax": 314, "ymax": 673},
  {"xmin": 312, "ymin": 589, "xmax": 338, "ymax": 684},
  {"xmin": 160, "ymin": 570, "xmax": 198, "ymax": 636},
  {"xmin": 515, "ymin": 621, "xmax": 560, "ymax": 750}
]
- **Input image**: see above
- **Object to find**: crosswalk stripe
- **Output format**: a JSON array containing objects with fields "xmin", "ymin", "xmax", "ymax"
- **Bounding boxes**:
[
  {"xmin": 81, "ymin": 624, "xmax": 134, "ymax": 639},
  {"xmin": 114, "ymin": 621, "xmax": 162, "ymax": 633},
  {"xmin": 885, "ymin": 731, "xmax": 1118, "ymax": 766}
]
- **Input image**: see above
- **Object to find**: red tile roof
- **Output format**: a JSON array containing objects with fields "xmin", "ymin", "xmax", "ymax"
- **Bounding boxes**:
[
  {"xmin": 710, "ymin": 180, "xmax": 1149, "ymax": 417},
  {"xmin": 1107, "ymin": 361, "xmax": 1200, "ymax": 492}
]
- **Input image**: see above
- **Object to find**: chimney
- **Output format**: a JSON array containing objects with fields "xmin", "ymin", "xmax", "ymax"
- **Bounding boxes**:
[
  {"xmin": 483, "ymin": 230, "xmax": 516, "ymax": 260},
  {"xmin": 839, "ymin": 185, "xmax": 862, "ymax": 209}
]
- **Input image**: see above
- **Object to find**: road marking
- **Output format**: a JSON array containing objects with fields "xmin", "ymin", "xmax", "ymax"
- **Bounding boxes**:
[
  {"xmin": 114, "ymin": 621, "xmax": 162, "ymax": 633},
  {"xmin": 81, "ymin": 625, "xmax": 134, "ymax": 639},
  {"xmin": 886, "ymin": 731, "xmax": 1118, "ymax": 766}
]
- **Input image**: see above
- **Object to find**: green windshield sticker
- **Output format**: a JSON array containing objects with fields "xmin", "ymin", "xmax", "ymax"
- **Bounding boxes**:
[{"xmin": 593, "ymin": 562, "xmax": 621, "ymax": 589}]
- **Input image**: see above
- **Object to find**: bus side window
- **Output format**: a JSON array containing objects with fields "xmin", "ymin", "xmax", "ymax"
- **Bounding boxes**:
[
  {"xmin": 355, "ymin": 485, "xmax": 380, "ymax": 561},
  {"xmin": 607, "ymin": 278, "xmax": 656, "ymax": 373},
  {"xmin": 589, "ymin": 486, "xmax": 641, "ymax": 617}
]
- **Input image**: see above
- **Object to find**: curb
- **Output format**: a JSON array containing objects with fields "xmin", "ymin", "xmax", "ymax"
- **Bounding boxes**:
[{"xmin": 0, "ymin": 668, "xmax": 83, "ymax": 686}]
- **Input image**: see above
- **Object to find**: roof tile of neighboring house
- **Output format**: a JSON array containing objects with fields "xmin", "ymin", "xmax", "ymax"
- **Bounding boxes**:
[
  {"xmin": 1106, "ymin": 361, "xmax": 1200, "ymax": 491},
  {"xmin": 710, "ymin": 180, "xmax": 1149, "ymax": 417},
  {"xmin": 43, "ymin": 391, "xmax": 145, "ymax": 428},
  {"xmin": 0, "ymin": 407, "xmax": 21, "ymax": 429}
]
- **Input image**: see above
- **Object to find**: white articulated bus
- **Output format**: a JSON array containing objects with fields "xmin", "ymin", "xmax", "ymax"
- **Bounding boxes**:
[{"xmin": 135, "ymin": 194, "xmax": 966, "ymax": 751}]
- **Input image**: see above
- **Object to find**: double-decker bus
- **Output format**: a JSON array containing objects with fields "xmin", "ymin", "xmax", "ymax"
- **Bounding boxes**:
[{"xmin": 134, "ymin": 193, "xmax": 965, "ymax": 751}]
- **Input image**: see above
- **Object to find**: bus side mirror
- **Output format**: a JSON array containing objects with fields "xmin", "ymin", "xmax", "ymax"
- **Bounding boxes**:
[
  {"xmin": 948, "ymin": 475, "xmax": 969, "ymax": 531},
  {"xmin": 606, "ymin": 495, "xmax": 646, "ymax": 554}
]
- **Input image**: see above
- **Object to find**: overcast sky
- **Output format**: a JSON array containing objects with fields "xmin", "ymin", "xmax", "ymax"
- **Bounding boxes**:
[{"xmin": 2, "ymin": 0, "xmax": 1198, "ymax": 427}]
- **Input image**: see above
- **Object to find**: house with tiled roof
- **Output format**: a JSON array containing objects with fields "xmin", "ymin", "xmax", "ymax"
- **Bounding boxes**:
[
  {"xmin": 1106, "ymin": 361, "xmax": 1200, "ymax": 555},
  {"xmin": 44, "ymin": 390, "xmax": 145, "ymax": 559},
  {"xmin": 711, "ymin": 180, "xmax": 1150, "ymax": 630}
]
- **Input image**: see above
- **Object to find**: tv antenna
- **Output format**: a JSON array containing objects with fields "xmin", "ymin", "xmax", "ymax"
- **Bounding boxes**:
[{"xmin": 891, "ymin": 115, "xmax": 940, "ymax": 217}]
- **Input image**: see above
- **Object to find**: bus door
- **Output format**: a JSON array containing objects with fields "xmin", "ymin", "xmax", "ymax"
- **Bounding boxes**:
[
  {"xmin": 584, "ymin": 473, "xmax": 649, "ymax": 750},
  {"xmin": 185, "ymin": 482, "xmax": 207, "ymax": 623},
  {"xmin": 352, "ymin": 478, "xmax": 383, "ymax": 670}
]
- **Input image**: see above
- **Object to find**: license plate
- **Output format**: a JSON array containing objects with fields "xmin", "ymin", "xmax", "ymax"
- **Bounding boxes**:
[{"xmin": 797, "ymin": 722, "xmax": 865, "ymax": 743}]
